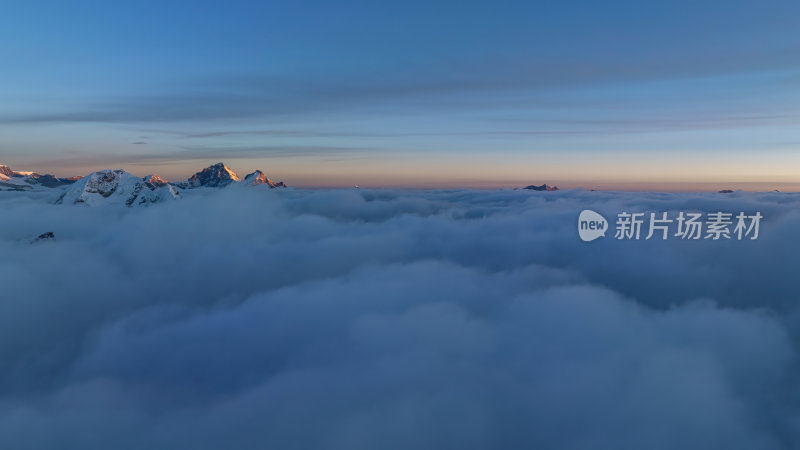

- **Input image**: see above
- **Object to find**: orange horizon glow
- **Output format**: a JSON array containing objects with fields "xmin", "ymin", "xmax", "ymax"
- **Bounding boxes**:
[
  {"xmin": 4, "ymin": 147, "xmax": 799, "ymax": 192},
  {"xmin": 4, "ymin": 158, "xmax": 800, "ymax": 192}
]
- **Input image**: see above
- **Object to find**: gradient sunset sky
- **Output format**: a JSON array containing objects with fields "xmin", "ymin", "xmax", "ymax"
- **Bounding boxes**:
[{"xmin": 1, "ymin": 0, "xmax": 799, "ymax": 189}]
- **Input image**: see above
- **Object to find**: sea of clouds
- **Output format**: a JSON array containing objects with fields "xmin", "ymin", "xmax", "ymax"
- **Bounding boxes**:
[{"xmin": 1, "ymin": 187, "xmax": 799, "ymax": 449}]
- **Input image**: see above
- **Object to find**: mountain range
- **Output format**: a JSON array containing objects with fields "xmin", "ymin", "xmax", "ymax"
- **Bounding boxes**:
[
  {"xmin": 0, "ymin": 165, "xmax": 81, "ymax": 190},
  {"xmin": 1, "ymin": 162, "xmax": 287, "ymax": 207}
]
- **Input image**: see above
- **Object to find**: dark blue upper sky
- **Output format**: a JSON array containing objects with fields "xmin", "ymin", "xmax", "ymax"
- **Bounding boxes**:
[{"xmin": 2, "ymin": 0, "xmax": 799, "ymax": 188}]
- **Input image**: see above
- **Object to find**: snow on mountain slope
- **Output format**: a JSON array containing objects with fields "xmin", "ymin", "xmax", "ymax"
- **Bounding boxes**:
[
  {"xmin": 0, "ymin": 165, "xmax": 15, "ymax": 178},
  {"xmin": 144, "ymin": 174, "xmax": 169, "ymax": 188},
  {"xmin": 0, "ymin": 165, "xmax": 32, "ymax": 190},
  {"xmin": 2, "ymin": 162, "xmax": 287, "ymax": 200},
  {"xmin": 242, "ymin": 170, "xmax": 287, "ymax": 188},
  {"xmin": 27, "ymin": 173, "xmax": 79, "ymax": 188},
  {"xmin": 56, "ymin": 170, "xmax": 180, "ymax": 207},
  {"xmin": 0, "ymin": 172, "xmax": 34, "ymax": 190},
  {"xmin": 0, "ymin": 164, "xmax": 80, "ymax": 190},
  {"xmin": 173, "ymin": 163, "xmax": 287, "ymax": 189}
]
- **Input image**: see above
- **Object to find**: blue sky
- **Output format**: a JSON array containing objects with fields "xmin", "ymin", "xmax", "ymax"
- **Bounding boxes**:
[{"xmin": 1, "ymin": 0, "xmax": 799, "ymax": 188}]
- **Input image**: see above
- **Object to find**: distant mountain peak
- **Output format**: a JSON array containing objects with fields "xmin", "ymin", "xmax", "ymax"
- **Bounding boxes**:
[
  {"xmin": 0, "ymin": 163, "xmax": 79, "ymax": 190},
  {"xmin": 243, "ymin": 170, "xmax": 267, "ymax": 185},
  {"xmin": 175, "ymin": 163, "xmax": 286, "ymax": 189},
  {"xmin": 143, "ymin": 174, "xmax": 169, "ymax": 188},
  {"xmin": 184, "ymin": 162, "xmax": 241, "ymax": 188},
  {"xmin": 523, "ymin": 183, "xmax": 559, "ymax": 191},
  {"xmin": 0, "ymin": 164, "xmax": 15, "ymax": 178},
  {"xmin": 243, "ymin": 170, "xmax": 287, "ymax": 188}
]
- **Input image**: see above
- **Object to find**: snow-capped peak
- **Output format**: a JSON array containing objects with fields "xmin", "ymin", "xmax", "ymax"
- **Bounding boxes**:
[
  {"xmin": 0, "ymin": 165, "xmax": 16, "ymax": 178},
  {"xmin": 243, "ymin": 170, "xmax": 267, "ymax": 185},
  {"xmin": 143, "ymin": 174, "xmax": 169, "ymax": 188},
  {"xmin": 0, "ymin": 164, "xmax": 80, "ymax": 190},
  {"xmin": 56, "ymin": 169, "xmax": 180, "ymax": 207},
  {"xmin": 242, "ymin": 170, "xmax": 287, "ymax": 188},
  {"xmin": 182, "ymin": 162, "xmax": 241, "ymax": 188},
  {"xmin": 4, "ymin": 161, "xmax": 287, "ymax": 199}
]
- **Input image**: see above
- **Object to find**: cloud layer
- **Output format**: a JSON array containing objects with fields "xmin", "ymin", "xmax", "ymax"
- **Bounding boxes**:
[{"xmin": 1, "ymin": 188, "xmax": 799, "ymax": 449}]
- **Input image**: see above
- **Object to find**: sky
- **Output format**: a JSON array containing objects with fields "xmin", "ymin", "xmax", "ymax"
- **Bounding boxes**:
[{"xmin": 1, "ymin": 0, "xmax": 799, "ymax": 189}]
